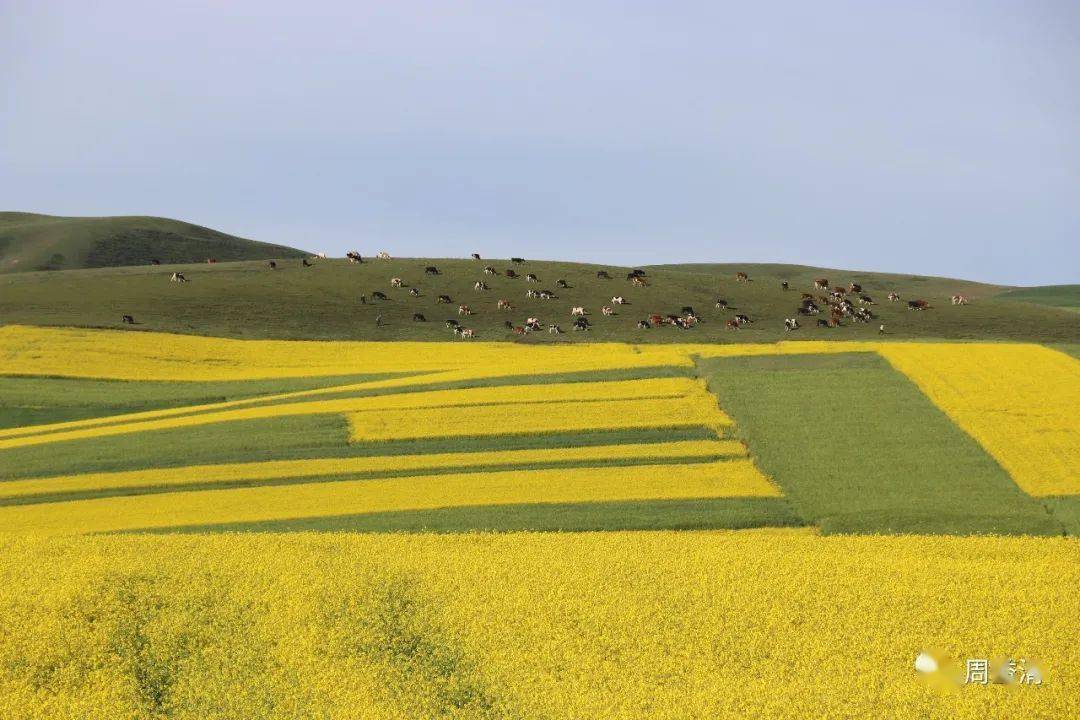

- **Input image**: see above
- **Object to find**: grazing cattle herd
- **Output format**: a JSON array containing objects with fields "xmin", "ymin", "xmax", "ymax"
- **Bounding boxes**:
[{"xmin": 128, "ymin": 253, "xmax": 974, "ymax": 337}]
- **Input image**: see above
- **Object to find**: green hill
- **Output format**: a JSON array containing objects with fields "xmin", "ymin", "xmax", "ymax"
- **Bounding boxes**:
[
  {"xmin": 1, "ymin": 254, "xmax": 1076, "ymax": 344},
  {"xmin": 0, "ymin": 212, "xmax": 308, "ymax": 273},
  {"xmin": 995, "ymin": 284, "xmax": 1080, "ymax": 313}
]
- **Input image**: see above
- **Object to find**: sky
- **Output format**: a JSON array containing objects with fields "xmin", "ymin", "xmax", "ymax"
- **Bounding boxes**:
[{"xmin": 1, "ymin": 1, "xmax": 1077, "ymax": 285}]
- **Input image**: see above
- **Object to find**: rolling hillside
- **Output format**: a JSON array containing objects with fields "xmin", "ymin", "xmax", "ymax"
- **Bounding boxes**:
[
  {"xmin": 1, "ymin": 255, "xmax": 1077, "ymax": 343},
  {"xmin": 0, "ymin": 212, "xmax": 308, "ymax": 273}
]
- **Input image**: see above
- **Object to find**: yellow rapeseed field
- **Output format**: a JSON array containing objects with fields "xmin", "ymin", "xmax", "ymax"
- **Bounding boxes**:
[
  {"xmin": 879, "ymin": 343, "xmax": 1080, "ymax": 496},
  {"xmin": 0, "ymin": 530, "xmax": 1075, "ymax": 720},
  {"xmin": 0, "ymin": 460, "xmax": 779, "ymax": 535}
]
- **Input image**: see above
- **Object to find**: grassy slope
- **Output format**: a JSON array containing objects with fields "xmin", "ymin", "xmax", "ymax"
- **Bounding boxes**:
[
  {"xmin": 2, "ymin": 256, "xmax": 1077, "ymax": 343},
  {"xmin": 0, "ymin": 212, "xmax": 307, "ymax": 273},
  {"xmin": 996, "ymin": 284, "xmax": 1080, "ymax": 312},
  {"xmin": 699, "ymin": 353, "xmax": 1065, "ymax": 535}
]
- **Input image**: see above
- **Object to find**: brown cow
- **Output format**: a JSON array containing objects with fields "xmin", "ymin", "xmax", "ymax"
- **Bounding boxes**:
[
  {"xmin": 725, "ymin": 319, "xmax": 740, "ymax": 330},
  {"xmin": 735, "ymin": 272, "xmax": 749, "ymax": 282},
  {"xmin": 814, "ymin": 278, "xmax": 829, "ymax": 290}
]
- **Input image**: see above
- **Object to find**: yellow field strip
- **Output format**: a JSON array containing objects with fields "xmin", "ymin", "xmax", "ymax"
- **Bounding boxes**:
[
  {"xmin": 350, "ymin": 394, "xmax": 732, "ymax": 441},
  {"xmin": 0, "ymin": 460, "xmax": 781, "ymax": 534},
  {"xmin": 0, "ymin": 440, "xmax": 742, "ymax": 500},
  {"xmin": 0, "ymin": 378, "xmax": 705, "ymax": 451},
  {"xmin": 879, "ymin": 343, "xmax": 1080, "ymax": 497}
]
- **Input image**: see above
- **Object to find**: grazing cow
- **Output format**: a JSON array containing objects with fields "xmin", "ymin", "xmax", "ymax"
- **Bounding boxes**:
[
  {"xmin": 505, "ymin": 269, "xmax": 518, "ymax": 279},
  {"xmin": 346, "ymin": 251, "xmax": 363, "ymax": 263},
  {"xmin": 602, "ymin": 306, "xmax": 615, "ymax": 316},
  {"xmin": 829, "ymin": 288, "xmax": 846, "ymax": 299},
  {"xmin": 436, "ymin": 294, "xmax": 453, "ymax": 304},
  {"xmin": 570, "ymin": 306, "xmax": 586, "ymax": 316},
  {"xmin": 525, "ymin": 273, "xmax": 538, "ymax": 282},
  {"xmin": 625, "ymin": 272, "xmax": 639, "ymax": 281},
  {"xmin": 848, "ymin": 283, "xmax": 862, "ymax": 293},
  {"xmin": 951, "ymin": 294, "xmax": 969, "ymax": 305},
  {"xmin": 814, "ymin": 278, "xmax": 829, "ymax": 290},
  {"xmin": 372, "ymin": 291, "xmax": 388, "ymax": 301},
  {"xmin": 573, "ymin": 317, "xmax": 590, "ymax": 331},
  {"xmin": 513, "ymin": 326, "xmax": 526, "ymax": 335},
  {"xmin": 907, "ymin": 299, "xmax": 930, "ymax": 311},
  {"xmin": 268, "ymin": 260, "xmax": 277, "ymax": 269},
  {"xmin": 497, "ymin": 299, "xmax": 513, "ymax": 310},
  {"xmin": 459, "ymin": 328, "xmax": 475, "ymax": 339},
  {"xmin": 784, "ymin": 318, "xmax": 800, "ymax": 331},
  {"xmin": 854, "ymin": 308, "xmax": 874, "ymax": 323},
  {"xmin": 424, "ymin": 266, "xmax": 440, "ymax": 275},
  {"xmin": 796, "ymin": 307, "xmax": 815, "ymax": 316},
  {"xmin": 631, "ymin": 276, "xmax": 649, "ymax": 287},
  {"xmin": 734, "ymin": 314, "xmax": 752, "ymax": 325},
  {"xmin": 484, "ymin": 265, "xmax": 497, "ymax": 275},
  {"xmin": 636, "ymin": 320, "xmax": 650, "ymax": 329},
  {"xmin": 665, "ymin": 314, "xmax": 681, "ymax": 325},
  {"xmin": 888, "ymin": 291, "xmax": 901, "ymax": 302},
  {"xmin": 549, "ymin": 324, "xmax": 563, "ymax": 334},
  {"xmin": 526, "ymin": 289, "xmax": 539, "ymax": 299},
  {"xmin": 445, "ymin": 319, "xmax": 460, "ymax": 329},
  {"xmin": 458, "ymin": 304, "xmax": 472, "ymax": 315},
  {"xmin": 556, "ymin": 279, "xmax": 570, "ymax": 289},
  {"xmin": 649, "ymin": 313, "xmax": 664, "ymax": 327},
  {"xmin": 781, "ymin": 281, "xmax": 789, "ymax": 291},
  {"xmin": 377, "ymin": 251, "xmax": 391, "ymax": 259},
  {"xmin": 504, "ymin": 320, "xmax": 514, "ymax": 329},
  {"xmin": 471, "ymin": 253, "xmax": 481, "ymax": 260},
  {"xmin": 391, "ymin": 277, "xmax": 404, "ymax": 288},
  {"xmin": 412, "ymin": 313, "xmax": 427, "ymax": 322},
  {"xmin": 170, "ymin": 272, "xmax": 187, "ymax": 283},
  {"xmin": 511, "ymin": 257, "xmax": 526, "ymax": 264},
  {"xmin": 611, "ymin": 296, "xmax": 626, "ymax": 305},
  {"xmin": 858, "ymin": 295, "xmax": 874, "ymax": 306},
  {"xmin": 538, "ymin": 290, "xmax": 557, "ymax": 300},
  {"xmin": 409, "ymin": 288, "xmax": 421, "ymax": 297},
  {"xmin": 725, "ymin": 319, "xmax": 740, "ymax": 330},
  {"xmin": 816, "ymin": 319, "xmax": 831, "ymax": 328},
  {"xmin": 715, "ymin": 299, "xmax": 728, "ymax": 310},
  {"xmin": 597, "ymin": 270, "xmax": 612, "ymax": 279},
  {"xmin": 735, "ymin": 272, "xmax": 749, "ymax": 282},
  {"xmin": 122, "ymin": 315, "xmax": 135, "ymax": 324},
  {"xmin": 526, "ymin": 317, "xmax": 542, "ymax": 332},
  {"xmin": 474, "ymin": 281, "xmax": 489, "ymax": 291},
  {"xmin": 150, "ymin": 258, "xmax": 161, "ymax": 265},
  {"xmin": 207, "ymin": 258, "xmax": 217, "ymax": 264},
  {"xmin": 302, "ymin": 258, "xmax": 312, "ymax": 267}
]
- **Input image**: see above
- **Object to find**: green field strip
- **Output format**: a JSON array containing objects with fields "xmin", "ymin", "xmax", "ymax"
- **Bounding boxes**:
[
  {"xmin": 0, "ymin": 371, "xmax": 415, "ymax": 430},
  {"xmin": 1043, "ymin": 497, "xmax": 1080, "ymax": 536},
  {"xmin": 1, "ymin": 453, "xmax": 739, "ymax": 507},
  {"xmin": 698, "ymin": 353, "xmax": 1066, "ymax": 536},
  {"xmin": 120, "ymin": 497, "xmax": 805, "ymax": 534},
  {"xmin": 0, "ymin": 415, "xmax": 721, "ymax": 480}
]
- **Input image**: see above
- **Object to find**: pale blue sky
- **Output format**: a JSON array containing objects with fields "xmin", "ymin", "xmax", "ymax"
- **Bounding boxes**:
[{"xmin": 2, "ymin": 1, "xmax": 1077, "ymax": 284}]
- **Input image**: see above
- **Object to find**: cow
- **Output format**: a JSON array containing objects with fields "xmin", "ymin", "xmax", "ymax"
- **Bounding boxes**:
[
  {"xmin": 424, "ymin": 266, "xmax": 441, "ymax": 275},
  {"xmin": 611, "ymin": 296, "xmax": 626, "ymax": 305},
  {"xmin": 888, "ymin": 292, "xmax": 901, "ymax": 302},
  {"xmin": 458, "ymin": 304, "xmax": 473, "ymax": 315},
  {"xmin": 680, "ymin": 306, "xmax": 695, "ymax": 316},
  {"xmin": 649, "ymin": 313, "xmax": 664, "ymax": 327},
  {"xmin": 524, "ymin": 273, "xmax": 538, "ymax": 283},
  {"xmin": 829, "ymin": 288, "xmax": 846, "ymax": 299},
  {"xmin": 412, "ymin": 313, "xmax": 427, "ymax": 322},
  {"xmin": 556, "ymin": 279, "xmax": 570, "ymax": 289},
  {"xmin": 573, "ymin": 317, "xmax": 590, "ymax": 331},
  {"xmin": 796, "ymin": 307, "xmax": 815, "ymax": 316},
  {"xmin": 816, "ymin": 319, "xmax": 831, "ymax": 328},
  {"xmin": 602, "ymin": 306, "xmax": 615, "ymax": 316},
  {"xmin": 854, "ymin": 308, "xmax": 873, "ymax": 323},
  {"xmin": 372, "ymin": 291, "xmax": 388, "ymax": 301},
  {"xmin": 121, "ymin": 315, "xmax": 135, "ymax": 324},
  {"xmin": 505, "ymin": 269, "xmax": 518, "ymax": 279},
  {"xmin": 781, "ymin": 281, "xmax": 789, "ymax": 291},
  {"xmin": 511, "ymin": 257, "xmax": 526, "ymax": 264},
  {"xmin": 951, "ymin": 294, "xmax": 969, "ymax": 305},
  {"xmin": 391, "ymin": 277, "xmax": 404, "ymax": 288},
  {"xmin": 907, "ymin": 299, "xmax": 930, "ymax": 311},
  {"xmin": 858, "ymin": 295, "xmax": 874, "ymax": 306},
  {"xmin": 409, "ymin": 288, "xmax": 421, "ymax": 297},
  {"xmin": 346, "ymin": 251, "xmax": 363, "ymax": 263},
  {"xmin": 471, "ymin": 253, "xmax": 481, "ymax": 260},
  {"xmin": 725, "ymin": 319, "xmax": 740, "ymax": 330},
  {"xmin": 735, "ymin": 272, "xmax": 749, "ymax": 282},
  {"xmin": 497, "ymin": 299, "xmax": 513, "ymax": 310},
  {"xmin": 513, "ymin": 326, "xmax": 526, "ymax": 335},
  {"xmin": 484, "ymin": 265, "xmax": 498, "ymax": 275},
  {"xmin": 473, "ymin": 281, "xmax": 489, "ymax": 291},
  {"xmin": 538, "ymin": 290, "xmax": 557, "ymax": 300},
  {"xmin": 377, "ymin": 251, "xmax": 391, "ymax": 259},
  {"xmin": 570, "ymin": 306, "xmax": 586, "ymax": 316},
  {"xmin": 636, "ymin": 320, "xmax": 650, "ymax": 329},
  {"xmin": 631, "ymin": 276, "xmax": 649, "ymax": 287},
  {"xmin": 814, "ymin": 278, "xmax": 829, "ymax": 290},
  {"xmin": 848, "ymin": 283, "xmax": 863, "ymax": 293},
  {"xmin": 268, "ymin": 261, "xmax": 277, "ymax": 269},
  {"xmin": 734, "ymin": 314, "xmax": 752, "ymax": 326},
  {"xmin": 436, "ymin": 294, "xmax": 453, "ymax": 304},
  {"xmin": 207, "ymin": 258, "xmax": 217, "ymax": 264},
  {"xmin": 715, "ymin": 299, "xmax": 728, "ymax": 310},
  {"xmin": 784, "ymin": 318, "xmax": 800, "ymax": 331},
  {"xmin": 665, "ymin": 314, "xmax": 681, "ymax": 325},
  {"xmin": 150, "ymin": 258, "xmax": 161, "ymax": 265},
  {"xmin": 504, "ymin": 320, "xmax": 514, "ymax": 330},
  {"xmin": 445, "ymin": 319, "xmax": 460, "ymax": 329},
  {"xmin": 549, "ymin": 324, "xmax": 563, "ymax": 334},
  {"xmin": 302, "ymin": 258, "xmax": 312, "ymax": 267},
  {"xmin": 170, "ymin": 272, "xmax": 187, "ymax": 283},
  {"xmin": 597, "ymin": 270, "xmax": 612, "ymax": 279},
  {"xmin": 525, "ymin": 317, "xmax": 542, "ymax": 332},
  {"xmin": 459, "ymin": 328, "xmax": 475, "ymax": 339}
]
